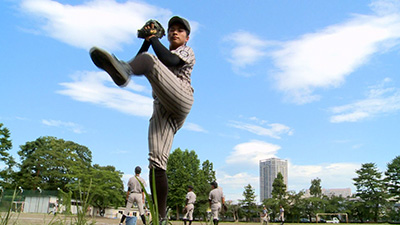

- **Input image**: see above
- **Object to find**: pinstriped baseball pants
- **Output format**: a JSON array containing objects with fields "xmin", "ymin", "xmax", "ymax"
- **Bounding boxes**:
[{"xmin": 129, "ymin": 53, "xmax": 194, "ymax": 171}]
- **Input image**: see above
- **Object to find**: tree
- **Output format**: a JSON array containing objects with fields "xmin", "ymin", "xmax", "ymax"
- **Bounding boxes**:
[
  {"xmin": 325, "ymin": 195, "xmax": 346, "ymax": 215},
  {"xmin": 353, "ymin": 163, "xmax": 387, "ymax": 222},
  {"xmin": 239, "ymin": 184, "xmax": 257, "ymax": 221},
  {"xmin": 272, "ymin": 172, "xmax": 286, "ymax": 202},
  {"xmin": 385, "ymin": 156, "xmax": 400, "ymax": 222},
  {"xmin": 167, "ymin": 148, "xmax": 201, "ymax": 219},
  {"xmin": 345, "ymin": 197, "xmax": 368, "ymax": 223},
  {"xmin": 306, "ymin": 196, "xmax": 327, "ymax": 221},
  {"xmin": 310, "ymin": 178, "xmax": 322, "ymax": 197},
  {"xmin": 79, "ymin": 164, "xmax": 125, "ymax": 213},
  {"xmin": 166, "ymin": 149, "xmax": 216, "ymax": 221},
  {"xmin": 263, "ymin": 197, "xmax": 280, "ymax": 222},
  {"xmin": 15, "ymin": 136, "xmax": 92, "ymax": 191},
  {"xmin": 0, "ymin": 123, "xmax": 16, "ymax": 188},
  {"xmin": 195, "ymin": 160, "xmax": 216, "ymax": 221},
  {"xmin": 286, "ymin": 190, "xmax": 305, "ymax": 222},
  {"xmin": 385, "ymin": 156, "xmax": 400, "ymax": 202},
  {"xmin": 225, "ymin": 200, "xmax": 241, "ymax": 222}
]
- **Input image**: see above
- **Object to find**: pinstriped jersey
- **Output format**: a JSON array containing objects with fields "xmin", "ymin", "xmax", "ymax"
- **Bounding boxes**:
[{"xmin": 169, "ymin": 45, "xmax": 195, "ymax": 84}]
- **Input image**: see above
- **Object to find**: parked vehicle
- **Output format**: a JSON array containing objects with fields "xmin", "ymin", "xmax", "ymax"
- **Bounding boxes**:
[
  {"xmin": 326, "ymin": 217, "xmax": 340, "ymax": 223},
  {"xmin": 300, "ymin": 218, "xmax": 310, "ymax": 223}
]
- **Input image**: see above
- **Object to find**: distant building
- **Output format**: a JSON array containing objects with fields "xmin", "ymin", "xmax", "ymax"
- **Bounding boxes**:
[
  {"xmin": 304, "ymin": 188, "xmax": 352, "ymax": 198},
  {"xmin": 260, "ymin": 158, "xmax": 288, "ymax": 201}
]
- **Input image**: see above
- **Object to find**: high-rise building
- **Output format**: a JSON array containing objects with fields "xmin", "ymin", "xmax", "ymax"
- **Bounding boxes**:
[{"xmin": 259, "ymin": 158, "xmax": 288, "ymax": 201}]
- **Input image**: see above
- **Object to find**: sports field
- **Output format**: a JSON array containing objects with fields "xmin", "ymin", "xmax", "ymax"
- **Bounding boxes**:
[{"xmin": 1, "ymin": 213, "xmax": 390, "ymax": 225}]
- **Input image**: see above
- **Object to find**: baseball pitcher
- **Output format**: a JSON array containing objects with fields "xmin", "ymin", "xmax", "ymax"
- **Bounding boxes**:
[{"xmin": 90, "ymin": 16, "xmax": 195, "ymax": 223}]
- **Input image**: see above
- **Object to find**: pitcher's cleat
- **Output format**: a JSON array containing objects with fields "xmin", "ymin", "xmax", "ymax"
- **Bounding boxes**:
[{"xmin": 90, "ymin": 47, "xmax": 131, "ymax": 87}]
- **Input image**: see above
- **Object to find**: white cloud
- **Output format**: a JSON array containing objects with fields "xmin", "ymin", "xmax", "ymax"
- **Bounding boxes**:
[
  {"xmin": 229, "ymin": 120, "xmax": 293, "ymax": 139},
  {"xmin": 223, "ymin": 1, "xmax": 400, "ymax": 103},
  {"xmin": 270, "ymin": 5, "xmax": 400, "ymax": 104},
  {"xmin": 57, "ymin": 71, "xmax": 153, "ymax": 117},
  {"xmin": 370, "ymin": 0, "xmax": 400, "ymax": 15},
  {"xmin": 217, "ymin": 171, "xmax": 259, "ymax": 202},
  {"xmin": 288, "ymin": 162, "xmax": 360, "ymax": 192},
  {"xmin": 330, "ymin": 78, "xmax": 400, "ymax": 123},
  {"xmin": 19, "ymin": 0, "xmax": 172, "ymax": 51},
  {"xmin": 224, "ymin": 31, "xmax": 273, "ymax": 75},
  {"xmin": 226, "ymin": 140, "xmax": 280, "ymax": 166},
  {"xmin": 183, "ymin": 122, "xmax": 207, "ymax": 133},
  {"xmin": 42, "ymin": 119, "xmax": 85, "ymax": 133}
]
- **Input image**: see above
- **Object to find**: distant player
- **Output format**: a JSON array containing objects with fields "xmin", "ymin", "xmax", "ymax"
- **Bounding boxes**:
[
  {"xmin": 90, "ymin": 16, "xmax": 195, "ymax": 223},
  {"xmin": 209, "ymin": 181, "xmax": 224, "ymax": 225},
  {"xmin": 279, "ymin": 205, "xmax": 285, "ymax": 225},
  {"xmin": 261, "ymin": 206, "xmax": 269, "ymax": 225},
  {"xmin": 183, "ymin": 185, "xmax": 196, "ymax": 225},
  {"xmin": 120, "ymin": 166, "xmax": 147, "ymax": 225}
]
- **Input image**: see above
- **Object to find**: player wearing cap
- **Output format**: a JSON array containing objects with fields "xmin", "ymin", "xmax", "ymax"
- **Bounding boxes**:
[
  {"xmin": 183, "ymin": 185, "xmax": 196, "ymax": 225},
  {"xmin": 90, "ymin": 16, "xmax": 195, "ymax": 223},
  {"xmin": 120, "ymin": 166, "xmax": 146, "ymax": 225},
  {"xmin": 209, "ymin": 181, "xmax": 224, "ymax": 225}
]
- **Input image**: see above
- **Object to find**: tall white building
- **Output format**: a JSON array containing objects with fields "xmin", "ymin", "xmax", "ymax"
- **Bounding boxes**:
[{"xmin": 260, "ymin": 158, "xmax": 288, "ymax": 201}]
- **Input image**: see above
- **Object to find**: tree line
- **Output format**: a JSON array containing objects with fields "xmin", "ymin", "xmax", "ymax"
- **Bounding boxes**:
[
  {"xmin": 224, "ymin": 157, "xmax": 400, "ymax": 223},
  {"xmin": 1, "ymin": 123, "xmax": 399, "ymax": 222},
  {"xmin": 0, "ymin": 123, "xmax": 217, "ymax": 217}
]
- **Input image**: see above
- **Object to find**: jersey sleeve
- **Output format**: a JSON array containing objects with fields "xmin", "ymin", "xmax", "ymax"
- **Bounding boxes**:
[
  {"xmin": 171, "ymin": 45, "xmax": 195, "ymax": 64},
  {"xmin": 169, "ymin": 45, "xmax": 195, "ymax": 83}
]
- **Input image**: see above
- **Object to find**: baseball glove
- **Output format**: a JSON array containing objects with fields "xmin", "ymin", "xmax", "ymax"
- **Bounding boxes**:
[{"xmin": 137, "ymin": 19, "xmax": 165, "ymax": 39}]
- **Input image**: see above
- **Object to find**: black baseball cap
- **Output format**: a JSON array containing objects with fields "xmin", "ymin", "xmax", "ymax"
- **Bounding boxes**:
[
  {"xmin": 168, "ymin": 16, "xmax": 191, "ymax": 35},
  {"xmin": 135, "ymin": 166, "xmax": 141, "ymax": 174},
  {"xmin": 188, "ymin": 185, "xmax": 194, "ymax": 190},
  {"xmin": 211, "ymin": 181, "xmax": 218, "ymax": 188}
]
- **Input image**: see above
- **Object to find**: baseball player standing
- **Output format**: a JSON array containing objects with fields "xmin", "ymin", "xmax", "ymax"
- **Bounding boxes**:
[
  {"xmin": 120, "ymin": 166, "xmax": 147, "ymax": 225},
  {"xmin": 183, "ymin": 185, "xmax": 196, "ymax": 225},
  {"xmin": 90, "ymin": 16, "xmax": 195, "ymax": 223},
  {"xmin": 279, "ymin": 205, "xmax": 285, "ymax": 225},
  {"xmin": 261, "ymin": 206, "xmax": 269, "ymax": 225},
  {"xmin": 209, "ymin": 181, "xmax": 224, "ymax": 225}
]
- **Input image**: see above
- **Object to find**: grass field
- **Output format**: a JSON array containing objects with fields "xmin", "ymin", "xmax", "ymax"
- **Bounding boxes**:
[{"xmin": 0, "ymin": 213, "xmax": 392, "ymax": 225}]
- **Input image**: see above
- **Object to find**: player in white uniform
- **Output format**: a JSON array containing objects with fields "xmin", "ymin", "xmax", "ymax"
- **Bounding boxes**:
[
  {"xmin": 261, "ymin": 206, "xmax": 269, "ymax": 225},
  {"xmin": 209, "ymin": 181, "xmax": 224, "ymax": 225},
  {"xmin": 90, "ymin": 16, "xmax": 195, "ymax": 222},
  {"xmin": 120, "ymin": 166, "xmax": 146, "ymax": 225},
  {"xmin": 183, "ymin": 185, "xmax": 196, "ymax": 225},
  {"xmin": 279, "ymin": 205, "xmax": 285, "ymax": 225}
]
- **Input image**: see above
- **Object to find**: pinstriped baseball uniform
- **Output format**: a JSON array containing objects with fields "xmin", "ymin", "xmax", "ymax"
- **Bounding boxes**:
[
  {"xmin": 129, "ymin": 45, "xmax": 195, "ymax": 170},
  {"xmin": 89, "ymin": 16, "xmax": 194, "ymax": 221}
]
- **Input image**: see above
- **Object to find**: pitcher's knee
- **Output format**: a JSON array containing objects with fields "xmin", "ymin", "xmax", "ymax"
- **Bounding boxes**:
[{"xmin": 130, "ymin": 52, "xmax": 155, "ymax": 75}]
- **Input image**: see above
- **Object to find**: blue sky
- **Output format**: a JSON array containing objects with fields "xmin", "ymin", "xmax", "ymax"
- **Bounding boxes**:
[{"xmin": 1, "ymin": 0, "xmax": 400, "ymax": 203}]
